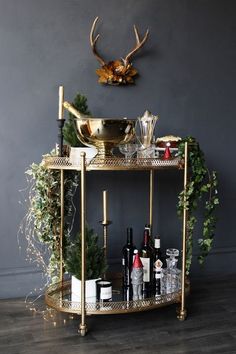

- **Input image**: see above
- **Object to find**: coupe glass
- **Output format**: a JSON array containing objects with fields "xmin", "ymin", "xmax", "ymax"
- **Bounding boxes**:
[{"xmin": 119, "ymin": 143, "xmax": 138, "ymax": 160}]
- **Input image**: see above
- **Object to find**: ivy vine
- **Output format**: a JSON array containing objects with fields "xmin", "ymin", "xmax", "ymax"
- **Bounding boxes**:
[
  {"xmin": 20, "ymin": 150, "xmax": 78, "ymax": 284},
  {"xmin": 177, "ymin": 136, "xmax": 219, "ymax": 274}
]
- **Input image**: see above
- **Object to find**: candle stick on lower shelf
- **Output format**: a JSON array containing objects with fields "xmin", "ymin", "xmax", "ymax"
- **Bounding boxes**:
[{"xmin": 100, "ymin": 190, "xmax": 112, "ymax": 279}]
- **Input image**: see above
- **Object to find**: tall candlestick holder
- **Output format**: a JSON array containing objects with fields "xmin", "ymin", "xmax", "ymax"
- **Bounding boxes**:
[
  {"xmin": 99, "ymin": 219, "xmax": 112, "ymax": 279},
  {"xmin": 57, "ymin": 118, "xmax": 65, "ymax": 157},
  {"xmin": 100, "ymin": 189, "xmax": 111, "ymax": 279}
]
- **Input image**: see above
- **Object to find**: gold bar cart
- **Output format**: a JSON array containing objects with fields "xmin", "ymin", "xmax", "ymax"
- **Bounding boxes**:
[{"xmin": 44, "ymin": 147, "xmax": 189, "ymax": 336}]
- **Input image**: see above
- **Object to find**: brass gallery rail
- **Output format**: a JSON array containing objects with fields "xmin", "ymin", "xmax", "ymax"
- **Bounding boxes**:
[
  {"xmin": 45, "ymin": 280, "xmax": 190, "ymax": 315},
  {"xmin": 43, "ymin": 156, "xmax": 183, "ymax": 171}
]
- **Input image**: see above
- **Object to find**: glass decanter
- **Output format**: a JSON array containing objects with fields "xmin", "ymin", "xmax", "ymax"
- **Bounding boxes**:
[{"xmin": 161, "ymin": 248, "xmax": 181, "ymax": 294}]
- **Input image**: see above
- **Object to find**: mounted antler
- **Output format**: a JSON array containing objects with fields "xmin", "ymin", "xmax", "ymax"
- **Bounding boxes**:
[
  {"xmin": 90, "ymin": 16, "xmax": 106, "ymax": 66},
  {"xmin": 89, "ymin": 17, "xmax": 150, "ymax": 85},
  {"xmin": 123, "ymin": 26, "xmax": 149, "ymax": 67}
]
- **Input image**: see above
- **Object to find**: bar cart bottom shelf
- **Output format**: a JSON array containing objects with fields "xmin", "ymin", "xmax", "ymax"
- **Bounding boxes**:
[{"xmin": 45, "ymin": 280, "xmax": 190, "ymax": 316}]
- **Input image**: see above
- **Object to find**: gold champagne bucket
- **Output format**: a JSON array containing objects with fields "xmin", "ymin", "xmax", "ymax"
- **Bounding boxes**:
[{"xmin": 64, "ymin": 101, "xmax": 136, "ymax": 158}]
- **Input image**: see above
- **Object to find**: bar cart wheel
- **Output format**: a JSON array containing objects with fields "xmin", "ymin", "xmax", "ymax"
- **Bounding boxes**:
[
  {"xmin": 176, "ymin": 307, "xmax": 187, "ymax": 321},
  {"xmin": 79, "ymin": 324, "xmax": 87, "ymax": 337}
]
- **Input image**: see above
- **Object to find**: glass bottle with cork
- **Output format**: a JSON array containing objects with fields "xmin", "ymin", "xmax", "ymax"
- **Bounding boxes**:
[
  {"xmin": 122, "ymin": 227, "xmax": 136, "ymax": 301},
  {"xmin": 140, "ymin": 228, "xmax": 154, "ymax": 298}
]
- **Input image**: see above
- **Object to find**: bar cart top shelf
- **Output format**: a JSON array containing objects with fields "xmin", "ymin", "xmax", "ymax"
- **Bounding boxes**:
[
  {"xmin": 43, "ymin": 156, "xmax": 184, "ymax": 171},
  {"xmin": 45, "ymin": 280, "xmax": 190, "ymax": 315}
]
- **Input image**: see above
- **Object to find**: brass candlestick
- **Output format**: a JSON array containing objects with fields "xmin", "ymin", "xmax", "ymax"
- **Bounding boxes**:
[{"xmin": 100, "ymin": 190, "xmax": 112, "ymax": 279}]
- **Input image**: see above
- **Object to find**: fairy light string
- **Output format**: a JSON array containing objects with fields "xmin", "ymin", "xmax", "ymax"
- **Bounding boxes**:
[{"xmin": 18, "ymin": 149, "xmax": 78, "ymax": 319}]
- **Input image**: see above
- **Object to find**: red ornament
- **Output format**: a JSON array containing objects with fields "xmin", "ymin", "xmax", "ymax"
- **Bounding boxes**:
[
  {"xmin": 132, "ymin": 251, "xmax": 143, "ymax": 268},
  {"xmin": 163, "ymin": 142, "xmax": 172, "ymax": 160}
]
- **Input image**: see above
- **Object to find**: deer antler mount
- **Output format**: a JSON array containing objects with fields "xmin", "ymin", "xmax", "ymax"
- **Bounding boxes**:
[{"xmin": 90, "ymin": 17, "xmax": 149, "ymax": 85}]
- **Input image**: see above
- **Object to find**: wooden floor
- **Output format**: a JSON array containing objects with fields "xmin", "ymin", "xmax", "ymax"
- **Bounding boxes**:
[{"xmin": 0, "ymin": 276, "xmax": 236, "ymax": 354}]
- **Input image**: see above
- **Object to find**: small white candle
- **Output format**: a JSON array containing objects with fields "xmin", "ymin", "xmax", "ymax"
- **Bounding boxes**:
[
  {"xmin": 58, "ymin": 85, "xmax": 64, "ymax": 119},
  {"xmin": 103, "ymin": 190, "xmax": 108, "ymax": 222}
]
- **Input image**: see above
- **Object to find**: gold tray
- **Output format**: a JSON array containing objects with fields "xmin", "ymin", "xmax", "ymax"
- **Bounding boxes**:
[{"xmin": 45, "ymin": 280, "xmax": 189, "ymax": 315}]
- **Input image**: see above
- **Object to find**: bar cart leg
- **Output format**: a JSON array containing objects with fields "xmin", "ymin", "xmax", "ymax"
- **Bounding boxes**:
[
  {"xmin": 149, "ymin": 169, "xmax": 154, "ymax": 236},
  {"xmin": 177, "ymin": 142, "xmax": 188, "ymax": 321},
  {"xmin": 79, "ymin": 152, "xmax": 88, "ymax": 336},
  {"xmin": 59, "ymin": 169, "xmax": 64, "ymax": 284}
]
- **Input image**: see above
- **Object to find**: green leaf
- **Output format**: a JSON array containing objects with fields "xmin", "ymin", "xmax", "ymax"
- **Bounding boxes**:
[{"xmin": 177, "ymin": 136, "xmax": 219, "ymax": 274}]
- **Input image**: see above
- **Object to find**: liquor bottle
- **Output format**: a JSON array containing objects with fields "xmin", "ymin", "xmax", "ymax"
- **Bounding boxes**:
[
  {"xmin": 144, "ymin": 224, "xmax": 151, "ymax": 235},
  {"xmin": 140, "ymin": 229, "xmax": 154, "ymax": 298},
  {"xmin": 122, "ymin": 227, "xmax": 136, "ymax": 301},
  {"xmin": 153, "ymin": 236, "xmax": 163, "ymax": 298},
  {"xmin": 144, "ymin": 223, "xmax": 154, "ymax": 247}
]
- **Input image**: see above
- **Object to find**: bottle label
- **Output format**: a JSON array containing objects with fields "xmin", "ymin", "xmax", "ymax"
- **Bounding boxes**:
[
  {"xmin": 100, "ymin": 286, "xmax": 112, "ymax": 300},
  {"xmin": 154, "ymin": 259, "xmax": 163, "ymax": 271},
  {"xmin": 140, "ymin": 257, "xmax": 150, "ymax": 282},
  {"xmin": 155, "ymin": 272, "xmax": 161, "ymax": 279},
  {"xmin": 154, "ymin": 239, "xmax": 160, "ymax": 248}
]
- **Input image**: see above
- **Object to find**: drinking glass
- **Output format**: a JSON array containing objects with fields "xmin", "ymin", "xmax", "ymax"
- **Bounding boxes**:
[{"xmin": 119, "ymin": 143, "xmax": 138, "ymax": 161}]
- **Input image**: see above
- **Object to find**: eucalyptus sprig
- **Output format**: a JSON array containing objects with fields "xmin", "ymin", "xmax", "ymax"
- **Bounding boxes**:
[{"xmin": 177, "ymin": 136, "xmax": 219, "ymax": 274}]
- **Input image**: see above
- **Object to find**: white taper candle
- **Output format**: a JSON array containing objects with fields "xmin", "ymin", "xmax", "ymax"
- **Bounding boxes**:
[{"xmin": 58, "ymin": 85, "xmax": 64, "ymax": 119}]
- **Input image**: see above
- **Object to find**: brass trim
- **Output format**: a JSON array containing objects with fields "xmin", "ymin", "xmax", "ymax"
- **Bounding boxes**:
[
  {"xmin": 80, "ymin": 152, "xmax": 86, "ymax": 331},
  {"xmin": 45, "ymin": 280, "xmax": 190, "ymax": 316},
  {"xmin": 180, "ymin": 142, "xmax": 188, "ymax": 318},
  {"xmin": 43, "ymin": 156, "xmax": 183, "ymax": 171},
  {"xmin": 59, "ymin": 169, "xmax": 64, "ymax": 283}
]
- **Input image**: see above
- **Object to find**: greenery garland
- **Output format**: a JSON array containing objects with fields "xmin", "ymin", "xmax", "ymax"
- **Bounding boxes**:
[
  {"xmin": 20, "ymin": 92, "xmax": 93, "ymax": 286},
  {"xmin": 21, "ymin": 150, "xmax": 78, "ymax": 284},
  {"xmin": 177, "ymin": 136, "xmax": 219, "ymax": 274}
]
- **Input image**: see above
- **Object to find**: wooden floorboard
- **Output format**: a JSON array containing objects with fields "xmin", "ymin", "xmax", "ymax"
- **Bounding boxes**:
[{"xmin": 0, "ymin": 276, "xmax": 236, "ymax": 354}]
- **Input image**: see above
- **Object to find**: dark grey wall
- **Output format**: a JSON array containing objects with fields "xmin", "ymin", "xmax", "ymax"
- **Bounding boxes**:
[{"xmin": 0, "ymin": 0, "xmax": 235, "ymax": 298}]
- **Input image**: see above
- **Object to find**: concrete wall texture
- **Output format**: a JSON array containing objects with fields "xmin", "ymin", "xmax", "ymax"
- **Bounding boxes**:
[{"xmin": 0, "ymin": 0, "xmax": 235, "ymax": 298}]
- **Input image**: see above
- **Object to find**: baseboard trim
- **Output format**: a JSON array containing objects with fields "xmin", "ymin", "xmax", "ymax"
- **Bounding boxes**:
[{"xmin": 0, "ymin": 266, "xmax": 44, "ymax": 299}]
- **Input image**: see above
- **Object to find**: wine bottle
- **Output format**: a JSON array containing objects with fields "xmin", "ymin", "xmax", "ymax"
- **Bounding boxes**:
[
  {"xmin": 140, "ymin": 229, "xmax": 154, "ymax": 298},
  {"xmin": 153, "ymin": 236, "xmax": 163, "ymax": 298},
  {"xmin": 122, "ymin": 227, "xmax": 136, "ymax": 301},
  {"xmin": 145, "ymin": 223, "xmax": 154, "ymax": 247},
  {"xmin": 144, "ymin": 224, "xmax": 151, "ymax": 235}
]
